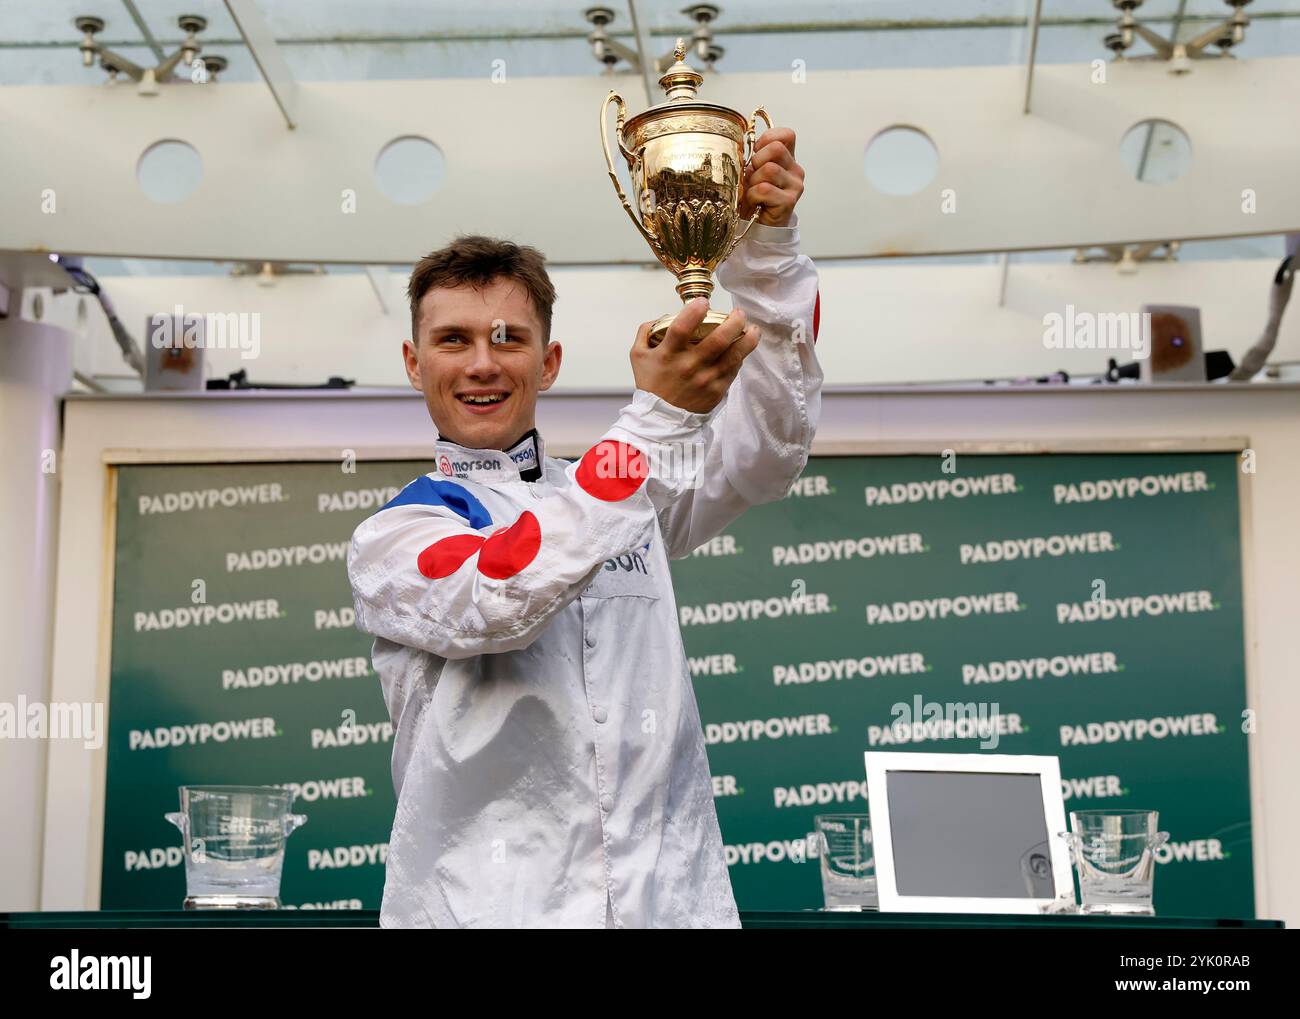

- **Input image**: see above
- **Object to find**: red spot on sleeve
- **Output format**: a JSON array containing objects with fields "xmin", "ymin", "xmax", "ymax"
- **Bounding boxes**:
[
  {"xmin": 812, "ymin": 290, "xmax": 820, "ymax": 344},
  {"xmin": 477, "ymin": 511, "xmax": 542, "ymax": 580},
  {"xmin": 418, "ymin": 534, "xmax": 485, "ymax": 579},
  {"xmin": 575, "ymin": 440, "xmax": 648, "ymax": 502}
]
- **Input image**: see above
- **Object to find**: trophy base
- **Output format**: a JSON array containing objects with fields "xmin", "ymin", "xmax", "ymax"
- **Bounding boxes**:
[
  {"xmin": 183, "ymin": 894, "xmax": 281, "ymax": 910},
  {"xmin": 648, "ymin": 308, "xmax": 729, "ymax": 347}
]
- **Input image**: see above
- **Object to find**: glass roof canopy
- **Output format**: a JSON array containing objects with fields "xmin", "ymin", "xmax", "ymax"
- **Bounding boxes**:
[
  {"xmin": 6, "ymin": 0, "xmax": 1300, "ymax": 85},
  {"xmin": 3, "ymin": 0, "xmax": 1295, "ymax": 273}
]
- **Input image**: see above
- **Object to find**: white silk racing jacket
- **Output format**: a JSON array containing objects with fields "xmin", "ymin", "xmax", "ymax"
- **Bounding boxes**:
[{"xmin": 347, "ymin": 219, "xmax": 823, "ymax": 928}]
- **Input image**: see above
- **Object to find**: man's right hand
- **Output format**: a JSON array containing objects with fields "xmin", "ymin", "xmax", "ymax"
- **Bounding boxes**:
[{"xmin": 630, "ymin": 298, "xmax": 761, "ymax": 414}]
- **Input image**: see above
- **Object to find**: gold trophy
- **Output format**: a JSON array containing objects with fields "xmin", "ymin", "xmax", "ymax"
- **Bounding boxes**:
[{"xmin": 601, "ymin": 39, "xmax": 771, "ymax": 344}]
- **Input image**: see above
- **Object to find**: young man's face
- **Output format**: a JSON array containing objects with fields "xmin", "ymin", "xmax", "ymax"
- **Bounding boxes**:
[{"xmin": 404, "ymin": 277, "xmax": 562, "ymax": 451}]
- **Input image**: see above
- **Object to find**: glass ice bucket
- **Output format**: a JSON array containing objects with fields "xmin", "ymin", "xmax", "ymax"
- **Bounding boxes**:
[
  {"xmin": 1060, "ymin": 809, "xmax": 1169, "ymax": 916},
  {"xmin": 165, "ymin": 784, "xmax": 307, "ymax": 909},
  {"xmin": 815, "ymin": 812, "xmax": 878, "ymax": 911}
]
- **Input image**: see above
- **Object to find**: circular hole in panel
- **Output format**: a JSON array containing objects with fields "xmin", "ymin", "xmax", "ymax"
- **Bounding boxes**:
[
  {"xmin": 375, "ymin": 136, "xmax": 446, "ymax": 205},
  {"xmin": 864, "ymin": 126, "xmax": 939, "ymax": 196},
  {"xmin": 137, "ymin": 139, "xmax": 203, "ymax": 203},
  {"xmin": 1119, "ymin": 119, "xmax": 1192, "ymax": 184}
]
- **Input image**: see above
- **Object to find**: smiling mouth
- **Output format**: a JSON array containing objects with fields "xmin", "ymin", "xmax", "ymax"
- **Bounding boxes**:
[{"xmin": 457, "ymin": 392, "xmax": 509, "ymax": 406}]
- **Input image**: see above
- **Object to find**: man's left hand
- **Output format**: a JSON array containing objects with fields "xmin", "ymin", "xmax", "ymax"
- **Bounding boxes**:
[{"xmin": 737, "ymin": 127, "xmax": 805, "ymax": 228}]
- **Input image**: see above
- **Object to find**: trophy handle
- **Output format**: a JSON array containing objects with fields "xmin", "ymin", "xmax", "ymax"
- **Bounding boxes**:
[
  {"xmin": 723, "ymin": 106, "xmax": 775, "ymax": 261},
  {"xmin": 601, "ymin": 91, "xmax": 664, "ymax": 259}
]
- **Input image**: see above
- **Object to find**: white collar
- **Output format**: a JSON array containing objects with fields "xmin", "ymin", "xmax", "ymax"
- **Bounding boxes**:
[{"xmin": 433, "ymin": 430, "xmax": 544, "ymax": 483}]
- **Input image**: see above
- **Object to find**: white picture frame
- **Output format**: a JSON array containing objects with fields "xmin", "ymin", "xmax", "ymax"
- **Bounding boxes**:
[{"xmin": 863, "ymin": 751, "xmax": 1074, "ymax": 915}]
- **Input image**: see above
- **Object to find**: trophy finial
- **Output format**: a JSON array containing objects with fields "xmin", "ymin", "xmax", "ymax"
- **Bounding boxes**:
[{"xmin": 658, "ymin": 37, "xmax": 703, "ymax": 103}]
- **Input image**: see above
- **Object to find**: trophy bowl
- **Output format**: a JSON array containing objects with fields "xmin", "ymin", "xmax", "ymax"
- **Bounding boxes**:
[{"xmin": 602, "ymin": 40, "xmax": 770, "ymax": 344}]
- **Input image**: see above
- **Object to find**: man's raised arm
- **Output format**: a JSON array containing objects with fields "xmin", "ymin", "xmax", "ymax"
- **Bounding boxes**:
[{"xmin": 655, "ymin": 216, "xmax": 823, "ymax": 559}]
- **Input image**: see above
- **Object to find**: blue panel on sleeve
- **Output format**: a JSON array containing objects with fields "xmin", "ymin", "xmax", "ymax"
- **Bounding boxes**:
[{"xmin": 381, "ymin": 477, "xmax": 493, "ymax": 530}]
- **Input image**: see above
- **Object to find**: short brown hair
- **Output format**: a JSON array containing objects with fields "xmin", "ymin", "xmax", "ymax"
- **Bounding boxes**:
[{"xmin": 406, "ymin": 235, "xmax": 556, "ymax": 345}]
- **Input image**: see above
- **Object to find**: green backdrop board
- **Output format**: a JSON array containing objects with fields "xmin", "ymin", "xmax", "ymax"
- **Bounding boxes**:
[{"xmin": 101, "ymin": 451, "xmax": 1253, "ymax": 917}]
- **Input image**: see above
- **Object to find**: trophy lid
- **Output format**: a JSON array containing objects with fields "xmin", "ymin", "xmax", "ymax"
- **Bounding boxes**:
[
  {"xmin": 658, "ymin": 39, "xmax": 703, "ymax": 102},
  {"xmin": 620, "ymin": 36, "xmax": 746, "ymax": 141}
]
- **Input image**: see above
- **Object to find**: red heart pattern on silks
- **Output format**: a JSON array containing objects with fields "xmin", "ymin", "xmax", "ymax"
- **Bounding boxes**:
[{"xmin": 415, "ymin": 512, "xmax": 543, "ymax": 581}]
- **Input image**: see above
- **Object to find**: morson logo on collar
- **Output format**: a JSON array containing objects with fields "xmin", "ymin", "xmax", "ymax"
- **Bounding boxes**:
[{"xmin": 434, "ymin": 431, "xmax": 542, "ymax": 482}]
